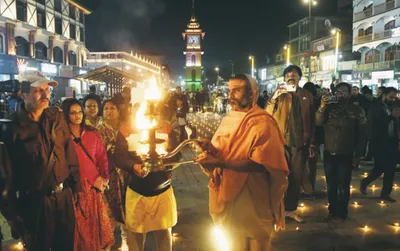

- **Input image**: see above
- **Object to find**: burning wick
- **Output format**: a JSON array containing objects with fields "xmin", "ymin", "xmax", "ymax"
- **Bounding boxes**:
[
  {"xmin": 362, "ymin": 225, "xmax": 369, "ymax": 232},
  {"xmin": 16, "ymin": 241, "xmax": 24, "ymax": 250},
  {"xmin": 394, "ymin": 222, "xmax": 400, "ymax": 227},
  {"xmin": 363, "ymin": 172, "xmax": 368, "ymax": 177},
  {"xmin": 394, "ymin": 184, "xmax": 398, "ymax": 189},
  {"xmin": 379, "ymin": 201, "xmax": 386, "ymax": 206},
  {"xmin": 299, "ymin": 203, "xmax": 305, "ymax": 208},
  {"xmin": 353, "ymin": 201, "xmax": 359, "ymax": 208},
  {"xmin": 296, "ymin": 227, "xmax": 300, "ymax": 231}
]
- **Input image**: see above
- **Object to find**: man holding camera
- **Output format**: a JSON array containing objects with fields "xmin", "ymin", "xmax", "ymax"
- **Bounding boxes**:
[
  {"xmin": 0, "ymin": 71, "xmax": 80, "ymax": 251},
  {"xmin": 317, "ymin": 82, "xmax": 367, "ymax": 222},
  {"xmin": 266, "ymin": 65, "xmax": 315, "ymax": 223}
]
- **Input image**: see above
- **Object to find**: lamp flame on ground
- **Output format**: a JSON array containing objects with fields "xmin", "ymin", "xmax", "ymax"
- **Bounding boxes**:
[{"xmin": 212, "ymin": 226, "xmax": 230, "ymax": 251}]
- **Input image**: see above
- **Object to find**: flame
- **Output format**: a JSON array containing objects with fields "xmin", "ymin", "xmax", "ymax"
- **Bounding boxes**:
[
  {"xmin": 130, "ymin": 77, "xmax": 167, "ymax": 156},
  {"xmin": 135, "ymin": 101, "xmax": 157, "ymax": 130},
  {"xmin": 144, "ymin": 78, "xmax": 162, "ymax": 101}
]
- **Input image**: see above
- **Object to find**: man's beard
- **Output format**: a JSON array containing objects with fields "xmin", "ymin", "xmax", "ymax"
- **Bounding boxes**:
[{"xmin": 229, "ymin": 97, "xmax": 251, "ymax": 109}]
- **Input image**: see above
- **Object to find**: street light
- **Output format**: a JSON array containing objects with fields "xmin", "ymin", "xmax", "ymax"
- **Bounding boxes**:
[
  {"xmin": 303, "ymin": 0, "xmax": 318, "ymax": 82},
  {"xmin": 215, "ymin": 67, "xmax": 220, "ymax": 85},
  {"xmin": 249, "ymin": 56, "xmax": 255, "ymax": 78},
  {"xmin": 332, "ymin": 28, "xmax": 341, "ymax": 78},
  {"xmin": 284, "ymin": 44, "xmax": 291, "ymax": 66}
]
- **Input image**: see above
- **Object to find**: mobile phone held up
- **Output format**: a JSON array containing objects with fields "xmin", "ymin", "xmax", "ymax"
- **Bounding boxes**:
[{"xmin": 280, "ymin": 83, "xmax": 296, "ymax": 92}]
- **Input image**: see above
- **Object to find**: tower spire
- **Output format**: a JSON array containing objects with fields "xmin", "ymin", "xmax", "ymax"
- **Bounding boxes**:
[{"xmin": 191, "ymin": 0, "xmax": 195, "ymax": 19}]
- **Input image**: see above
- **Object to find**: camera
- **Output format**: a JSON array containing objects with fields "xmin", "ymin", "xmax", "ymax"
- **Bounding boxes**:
[{"xmin": 323, "ymin": 95, "xmax": 338, "ymax": 104}]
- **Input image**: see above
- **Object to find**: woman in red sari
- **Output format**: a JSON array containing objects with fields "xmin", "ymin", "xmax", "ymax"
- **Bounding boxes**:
[{"xmin": 61, "ymin": 98, "xmax": 114, "ymax": 251}]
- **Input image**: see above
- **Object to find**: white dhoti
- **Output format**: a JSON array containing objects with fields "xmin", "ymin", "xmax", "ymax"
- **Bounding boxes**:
[{"xmin": 125, "ymin": 186, "xmax": 177, "ymax": 233}]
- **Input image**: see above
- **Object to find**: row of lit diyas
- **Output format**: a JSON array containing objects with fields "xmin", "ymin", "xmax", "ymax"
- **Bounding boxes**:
[{"xmin": 187, "ymin": 112, "xmax": 222, "ymax": 139}]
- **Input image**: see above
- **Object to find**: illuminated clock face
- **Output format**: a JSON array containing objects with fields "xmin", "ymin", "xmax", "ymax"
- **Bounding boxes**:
[{"xmin": 187, "ymin": 35, "xmax": 200, "ymax": 47}]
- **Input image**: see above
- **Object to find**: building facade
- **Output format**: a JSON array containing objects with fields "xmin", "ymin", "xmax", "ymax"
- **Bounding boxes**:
[
  {"xmin": 85, "ymin": 51, "xmax": 162, "ymax": 88},
  {"xmin": 182, "ymin": 6, "xmax": 205, "ymax": 91},
  {"xmin": 311, "ymin": 32, "xmax": 358, "ymax": 87},
  {"xmin": 0, "ymin": 0, "xmax": 90, "ymax": 99},
  {"xmin": 288, "ymin": 16, "xmax": 349, "ymax": 80},
  {"xmin": 352, "ymin": 0, "xmax": 400, "ymax": 90}
]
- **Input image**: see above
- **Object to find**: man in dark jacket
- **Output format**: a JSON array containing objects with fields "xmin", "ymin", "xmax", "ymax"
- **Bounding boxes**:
[
  {"xmin": 266, "ymin": 65, "xmax": 316, "ymax": 223},
  {"xmin": 0, "ymin": 71, "xmax": 80, "ymax": 251},
  {"xmin": 361, "ymin": 87, "xmax": 399, "ymax": 202},
  {"xmin": 316, "ymin": 82, "xmax": 368, "ymax": 222}
]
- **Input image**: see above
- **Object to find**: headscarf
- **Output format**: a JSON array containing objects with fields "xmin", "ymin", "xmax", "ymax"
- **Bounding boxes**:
[{"xmin": 228, "ymin": 73, "xmax": 259, "ymax": 106}]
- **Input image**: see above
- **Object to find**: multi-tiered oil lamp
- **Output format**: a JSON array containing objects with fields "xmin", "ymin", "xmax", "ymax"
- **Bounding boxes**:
[{"xmin": 133, "ymin": 78, "xmax": 201, "ymax": 173}]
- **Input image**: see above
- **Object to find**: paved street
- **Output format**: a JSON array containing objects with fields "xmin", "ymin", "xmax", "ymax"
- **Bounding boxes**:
[{"xmin": 3, "ymin": 112, "xmax": 400, "ymax": 250}]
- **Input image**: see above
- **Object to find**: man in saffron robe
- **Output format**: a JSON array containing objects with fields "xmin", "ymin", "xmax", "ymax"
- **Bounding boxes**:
[{"xmin": 195, "ymin": 74, "xmax": 289, "ymax": 251}]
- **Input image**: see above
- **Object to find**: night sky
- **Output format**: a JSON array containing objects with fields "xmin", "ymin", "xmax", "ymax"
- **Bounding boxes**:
[{"xmin": 82, "ymin": 0, "xmax": 338, "ymax": 79}]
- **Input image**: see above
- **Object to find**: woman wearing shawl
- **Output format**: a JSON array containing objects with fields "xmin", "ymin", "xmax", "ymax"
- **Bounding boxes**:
[
  {"xmin": 195, "ymin": 74, "xmax": 289, "ymax": 251},
  {"xmin": 61, "ymin": 98, "xmax": 114, "ymax": 251}
]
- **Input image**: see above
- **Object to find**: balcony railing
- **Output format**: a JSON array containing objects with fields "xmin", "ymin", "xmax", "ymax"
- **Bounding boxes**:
[
  {"xmin": 374, "ymin": 0, "xmax": 395, "ymax": 15},
  {"xmin": 354, "ymin": 34, "xmax": 373, "ymax": 44},
  {"xmin": 353, "ymin": 60, "xmax": 396, "ymax": 71},
  {"xmin": 353, "ymin": 29, "xmax": 395, "ymax": 45},
  {"xmin": 354, "ymin": 0, "xmax": 397, "ymax": 22},
  {"xmin": 354, "ymin": 8, "xmax": 372, "ymax": 22},
  {"xmin": 374, "ymin": 30, "xmax": 392, "ymax": 40}
]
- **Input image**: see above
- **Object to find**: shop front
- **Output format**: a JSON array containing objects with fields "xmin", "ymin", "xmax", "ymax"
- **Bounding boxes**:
[{"xmin": 0, "ymin": 55, "xmax": 18, "ymax": 80}]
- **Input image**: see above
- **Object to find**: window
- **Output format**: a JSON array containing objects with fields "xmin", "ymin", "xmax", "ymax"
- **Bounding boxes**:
[
  {"xmin": 385, "ymin": 45, "xmax": 400, "ymax": 61},
  {"xmin": 16, "ymin": 0, "xmax": 27, "ymax": 22},
  {"xmin": 80, "ymin": 28, "xmax": 85, "ymax": 42},
  {"xmin": 55, "ymin": 16, "xmax": 62, "ymax": 35},
  {"xmin": 300, "ymin": 36, "xmax": 310, "ymax": 52},
  {"xmin": 69, "ymin": 5, "xmax": 75, "ymax": 19},
  {"xmin": 300, "ymin": 20, "xmax": 310, "ymax": 35},
  {"xmin": 191, "ymin": 54, "xmax": 196, "ymax": 65},
  {"xmin": 191, "ymin": 69, "xmax": 196, "ymax": 81},
  {"xmin": 53, "ymin": 46, "xmax": 63, "ymax": 63},
  {"xmin": 37, "ymin": 8, "xmax": 46, "ymax": 28},
  {"xmin": 35, "ymin": 42, "xmax": 47, "ymax": 60},
  {"xmin": 36, "ymin": 0, "xmax": 45, "ymax": 5},
  {"xmin": 54, "ymin": 0, "xmax": 62, "ymax": 12},
  {"xmin": 70, "ymin": 24, "xmax": 76, "ymax": 39},
  {"xmin": 15, "ymin": 36, "xmax": 29, "ymax": 57},
  {"xmin": 68, "ymin": 51, "xmax": 77, "ymax": 65},
  {"xmin": 289, "ymin": 25, "xmax": 298, "ymax": 40},
  {"xmin": 365, "ymin": 49, "xmax": 380, "ymax": 63},
  {"xmin": 385, "ymin": 20, "xmax": 396, "ymax": 30},
  {"xmin": 358, "ymin": 29, "xmax": 365, "ymax": 37},
  {"xmin": 79, "ymin": 11, "xmax": 84, "ymax": 24},
  {"xmin": 0, "ymin": 34, "xmax": 4, "ymax": 53},
  {"xmin": 365, "ymin": 26, "xmax": 373, "ymax": 35}
]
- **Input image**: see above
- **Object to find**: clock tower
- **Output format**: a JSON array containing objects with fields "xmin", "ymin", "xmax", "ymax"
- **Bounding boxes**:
[{"xmin": 182, "ymin": 0, "xmax": 205, "ymax": 91}]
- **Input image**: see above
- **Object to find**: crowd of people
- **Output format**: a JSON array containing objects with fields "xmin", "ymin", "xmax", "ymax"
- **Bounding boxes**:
[
  {"xmin": 0, "ymin": 65, "xmax": 399, "ymax": 251},
  {"xmin": 0, "ymin": 71, "xmax": 190, "ymax": 251}
]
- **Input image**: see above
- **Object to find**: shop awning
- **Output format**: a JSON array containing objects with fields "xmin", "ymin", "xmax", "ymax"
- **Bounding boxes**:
[{"xmin": 74, "ymin": 65, "xmax": 140, "ymax": 87}]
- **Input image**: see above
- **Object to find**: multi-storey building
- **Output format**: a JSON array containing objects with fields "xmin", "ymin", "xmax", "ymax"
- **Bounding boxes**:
[
  {"xmin": 85, "ymin": 51, "xmax": 162, "ymax": 95},
  {"xmin": 352, "ymin": 0, "xmax": 400, "ymax": 89},
  {"xmin": 0, "ymin": 0, "xmax": 91, "ymax": 100},
  {"xmin": 288, "ymin": 16, "xmax": 349, "ymax": 80},
  {"xmin": 311, "ymin": 32, "xmax": 358, "ymax": 87},
  {"xmin": 0, "ymin": 0, "xmax": 89, "ymax": 77}
]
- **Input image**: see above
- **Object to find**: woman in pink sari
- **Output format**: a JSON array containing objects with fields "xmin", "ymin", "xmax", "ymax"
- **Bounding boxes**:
[{"xmin": 61, "ymin": 98, "xmax": 114, "ymax": 251}]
